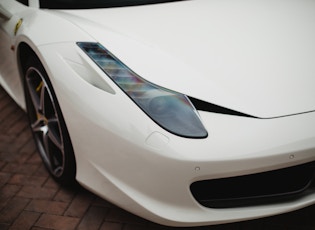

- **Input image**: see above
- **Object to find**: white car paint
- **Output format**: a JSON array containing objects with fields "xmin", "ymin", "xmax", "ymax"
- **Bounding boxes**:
[
  {"xmin": 51, "ymin": 0, "xmax": 315, "ymax": 118},
  {"xmin": 0, "ymin": 0, "xmax": 315, "ymax": 226}
]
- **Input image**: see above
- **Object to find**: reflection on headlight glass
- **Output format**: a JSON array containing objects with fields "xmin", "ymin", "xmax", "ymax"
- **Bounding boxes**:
[{"xmin": 77, "ymin": 42, "xmax": 208, "ymax": 138}]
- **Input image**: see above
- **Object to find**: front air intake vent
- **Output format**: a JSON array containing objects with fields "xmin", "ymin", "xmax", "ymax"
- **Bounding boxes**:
[{"xmin": 191, "ymin": 161, "xmax": 315, "ymax": 208}]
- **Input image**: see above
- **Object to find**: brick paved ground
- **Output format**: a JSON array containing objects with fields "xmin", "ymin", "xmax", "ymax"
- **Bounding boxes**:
[{"xmin": 0, "ymin": 85, "xmax": 314, "ymax": 230}]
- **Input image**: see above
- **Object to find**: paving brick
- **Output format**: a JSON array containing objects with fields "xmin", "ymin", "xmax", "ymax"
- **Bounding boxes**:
[
  {"xmin": 0, "ymin": 150, "xmax": 33, "ymax": 165},
  {"xmin": 0, "ymin": 152, "xmax": 20, "ymax": 163},
  {"xmin": 145, "ymin": 223, "xmax": 174, "ymax": 230},
  {"xmin": 35, "ymin": 214, "xmax": 80, "ymax": 230},
  {"xmin": 92, "ymin": 197, "xmax": 116, "ymax": 208},
  {"xmin": 2, "ymin": 163, "xmax": 19, "ymax": 173},
  {"xmin": 25, "ymin": 200, "xmax": 69, "ymax": 215},
  {"xmin": 14, "ymin": 130, "xmax": 34, "ymax": 152},
  {"xmin": 0, "ymin": 161, "xmax": 5, "ymax": 170},
  {"xmin": 0, "ymin": 223, "xmax": 10, "ymax": 230},
  {"xmin": 8, "ymin": 174, "xmax": 47, "ymax": 187},
  {"xmin": 100, "ymin": 222, "xmax": 123, "ymax": 230},
  {"xmin": 105, "ymin": 209, "xmax": 148, "ymax": 226},
  {"xmin": 17, "ymin": 185, "xmax": 57, "ymax": 200},
  {"xmin": 42, "ymin": 177, "xmax": 60, "ymax": 190},
  {"xmin": 0, "ymin": 184, "xmax": 21, "ymax": 198},
  {"xmin": 0, "ymin": 144, "xmax": 21, "ymax": 156},
  {"xmin": 32, "ymin": 165, "xmax": 50, "ymax": 178},
  {"xmin": 26, "ymin": 153, "xmax": 42, "ymax": 165},
  {"xmin": 0, "ymin": 132, "xmax": 31, "ymax": 155},
  {"xmin": 64, "ymin": 191, "xmax": 94, "ymax": 218},
  {"xmin": 1, "ymin": 112, "xmax": 24, "ymax": 134},
  {"xmin": 2, "ymin": 163, "xmax": 38, "ymax": 176},
  {"xmin": 53, "ymin": 188, "xmax": 76, "ymax": 203},
  {"xmin": 8, "ymin": 211, "xmax": 40, "ymax": 230},
  {"xmin": 123, "ymin": 224, "xmax": 153, "ymax": 230},
  {"xmin": 18, "ymin": 142, "xmax": 37, "ymax": 159},
  {"xmin": 0, "ymin": 96, "xmax": 11, "ymax": 111},
  {"xmin": 0, "ymin": 172, "xmax": 11, "ymax": 187},
  {"xmin": 16, "ymin": 152, "xmax": 35, "ymax": 165},
  {"xmin": 0, "ymin": 133, "xmax": 15, "ymax": 143},
  {"xmin": 6, "ymin": 117, "xmax": 28, "ymax": 135},
  {"xmin": 30, "ymin": 227, "xmax": 54, "ymax": 230},
  {"xmin": 16, "ymin": 163, "xmax": 40, "ymax": 175},
  {"xmin": 0, "ymin": 184, "xmax": 22, "ymax": 210},
  {"xmin": 0, "ymin": 197, "xmax": 30, "ymax": 223},
  {"xmin": 0, "ymin": 135, "xmax": 15, "ymax": 145},
  {"xmin": 0, "ymin": 103, "xmax": 19, "ymax": 124},
  {"xmin": 207, "ymin": 223, "xmax": 242, "ymax": 230},
  {"xmin": 77, "ymin": 206, "xmax": 108, "ymax": 230}
]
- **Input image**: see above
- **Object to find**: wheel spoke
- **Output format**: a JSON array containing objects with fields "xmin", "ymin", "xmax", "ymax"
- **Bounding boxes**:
[
  {"xmin": 39, "ymin": 83, "xmax": 47, "ymax": 114},
  {"xmin": 26, "ymin": 78, "xmax": 42, "ymax": 113},
  {"xmin": 42, "ymin": 125, "xmax": 53, "ymax": 167},
  {"xmin": 47, "ymin": 117, "xmax": 63, "ymax": 150}
]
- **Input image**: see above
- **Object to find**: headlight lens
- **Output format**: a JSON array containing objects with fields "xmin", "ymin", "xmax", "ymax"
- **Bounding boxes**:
[{"xmin": 77, "ymin": 42, "xmax": 208, "ymax": 138}]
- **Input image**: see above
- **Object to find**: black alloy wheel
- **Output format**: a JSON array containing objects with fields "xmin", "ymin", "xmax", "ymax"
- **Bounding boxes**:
[{"xmin": 24, "ymin": 57, "xmax": 76, "ymax": 184}]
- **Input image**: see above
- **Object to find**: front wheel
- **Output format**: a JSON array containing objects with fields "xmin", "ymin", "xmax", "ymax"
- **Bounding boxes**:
[{"xmin": 24, "ymin": 57, "xmax": 76, "ymax": 185}]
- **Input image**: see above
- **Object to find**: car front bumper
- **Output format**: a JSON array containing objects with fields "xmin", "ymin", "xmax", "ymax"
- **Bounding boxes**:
[{"xmin": 39, "ymin": 43, "xmax": 315, "ymax": 226}]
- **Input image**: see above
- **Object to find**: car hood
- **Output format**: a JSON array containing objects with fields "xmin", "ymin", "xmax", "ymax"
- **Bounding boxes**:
[{"xmin": 50, "ymin": 0, "xmax": 315, "ymax": 118}]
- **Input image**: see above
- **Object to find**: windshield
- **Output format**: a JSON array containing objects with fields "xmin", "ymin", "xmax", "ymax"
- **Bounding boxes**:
[{"xmin": 40, "ymin": 0, "xmax": 183, "ymax": 9}]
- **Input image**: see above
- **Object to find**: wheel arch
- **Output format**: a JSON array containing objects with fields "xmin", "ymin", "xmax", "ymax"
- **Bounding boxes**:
[
  {"xmin": 18, "ymin": 41, "xmax": 78, "ymax": 184},
  {"xmin": 17, "ymin": 42, "xmax": 39, "ymax": 76},
  {"xmin": 16, "ymin": 41, "xmax": 47, "ymax": 107}
]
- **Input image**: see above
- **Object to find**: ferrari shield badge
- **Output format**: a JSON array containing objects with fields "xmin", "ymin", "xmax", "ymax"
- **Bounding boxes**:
[{"xmin": 14, "ymin": 18, "xmax": 23, "ymax": 36}]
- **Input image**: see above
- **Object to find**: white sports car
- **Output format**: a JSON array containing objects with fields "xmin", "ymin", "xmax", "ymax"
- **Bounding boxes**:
[{"xmin": 0, "ymin": 0, "xmax": 315, "ymax": 227}]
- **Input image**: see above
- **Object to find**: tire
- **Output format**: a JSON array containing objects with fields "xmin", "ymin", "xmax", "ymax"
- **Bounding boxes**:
[{"xmin": 24, "ymin": 56, "xmax": 76, "ymax": 185}]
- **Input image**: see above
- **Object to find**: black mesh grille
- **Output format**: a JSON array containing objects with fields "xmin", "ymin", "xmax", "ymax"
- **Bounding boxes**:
[{"xmin": 191, "ymin": 161, "xmax": 315, "ymax": 208}]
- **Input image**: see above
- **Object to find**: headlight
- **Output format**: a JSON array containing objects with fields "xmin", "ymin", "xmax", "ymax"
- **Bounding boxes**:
[{"xmin": 77, "ymin": 42, "xmax": 208, "ymax": 138}]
